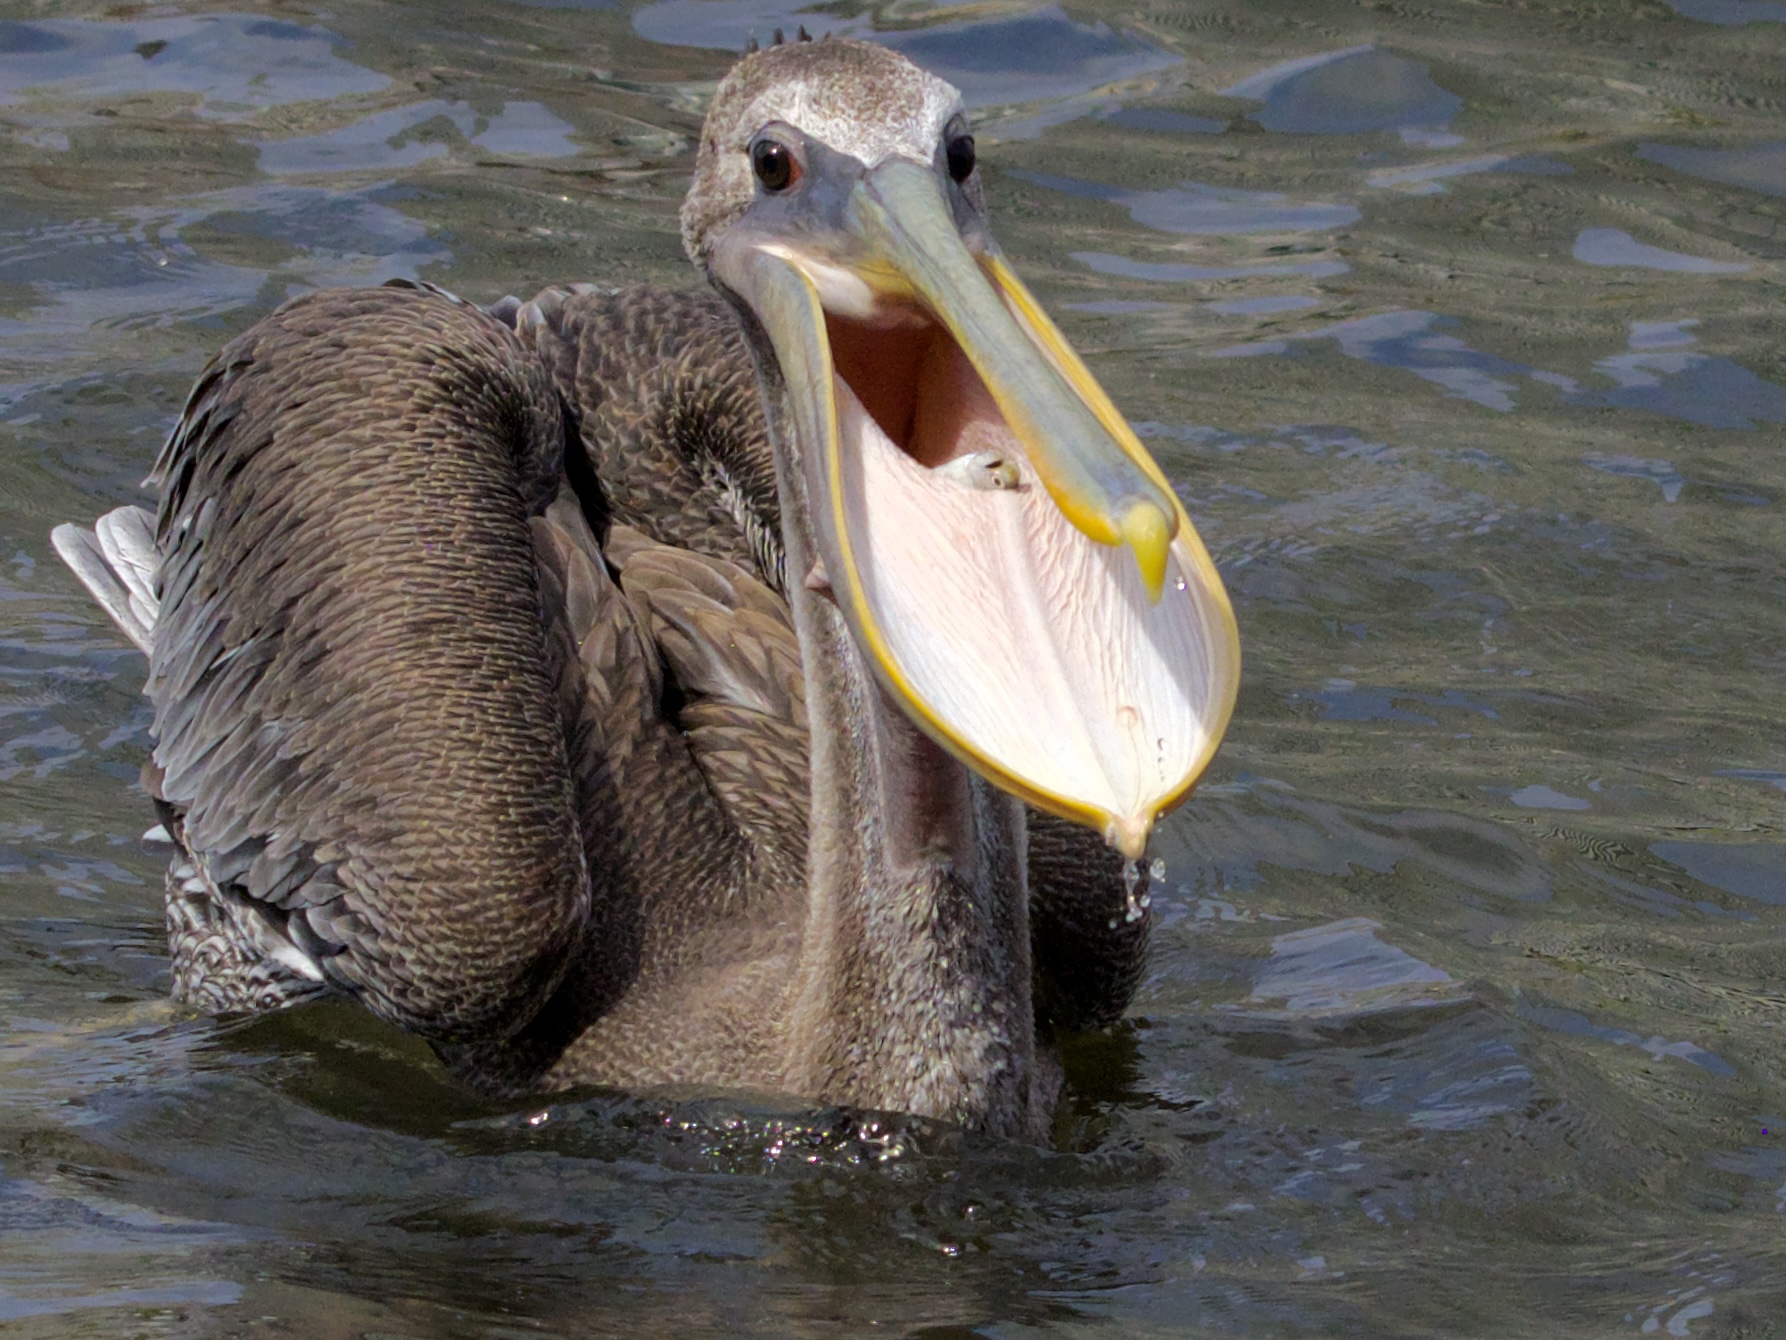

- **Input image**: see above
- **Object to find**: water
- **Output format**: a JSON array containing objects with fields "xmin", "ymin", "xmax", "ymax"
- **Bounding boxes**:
[{"xmin": 4, "ymin": 0, "xmax": 1786, "ymax": 1333}]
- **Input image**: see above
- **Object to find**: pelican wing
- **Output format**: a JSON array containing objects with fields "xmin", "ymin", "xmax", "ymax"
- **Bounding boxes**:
[
  {"xmin": 142, "ymin": 286, "xmax": 590, "ymax": 1041},
  {"xmin": 444, "ymin": 510, "xmax": 811, "ymax": 1095},
  {"xmin": 516, "ymin": 283, "xmax": 783, "ymax": 585},
  {"xmin": 609, "ymin": 527, "xmax": 808, "ymax": 863}
]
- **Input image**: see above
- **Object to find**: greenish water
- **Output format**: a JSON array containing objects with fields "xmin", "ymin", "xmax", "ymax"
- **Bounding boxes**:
[{"xmin": 4, "ymin": 0, "xmax": 1786, "ymax": 1334}]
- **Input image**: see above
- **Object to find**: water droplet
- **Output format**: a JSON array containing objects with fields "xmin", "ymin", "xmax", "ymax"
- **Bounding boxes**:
[{"xmin": 1121, "ymin": 857, "xmax": 1148, "ymax": 923}]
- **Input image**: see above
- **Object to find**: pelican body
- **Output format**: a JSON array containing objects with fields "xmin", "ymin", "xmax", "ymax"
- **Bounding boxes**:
[{"xmin": 53, "ymin": 38, "xmax": 1239, "ymax": 1138}]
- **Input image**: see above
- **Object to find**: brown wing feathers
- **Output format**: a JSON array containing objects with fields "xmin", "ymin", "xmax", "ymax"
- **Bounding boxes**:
[{"xmin": 147, "ymin": 286, "xmax": 588, "ymax": 1040}]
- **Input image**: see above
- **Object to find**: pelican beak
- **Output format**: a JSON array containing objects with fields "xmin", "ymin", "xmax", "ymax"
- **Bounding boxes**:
[{"xmin": 710, "ymin": 156, "xmax": 1239, "ymax": 857}]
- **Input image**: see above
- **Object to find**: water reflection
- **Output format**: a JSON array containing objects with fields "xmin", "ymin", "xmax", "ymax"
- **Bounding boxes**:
[
  {"xmin": 1357, "ymin": 1023, "xmax": 1534, "ymax": 1132},
  {"xmin": 1062, "ymin": 298, "xmax": 1170, "ymax": 314},
  {"xmin": 1720, "ymin": 769, "xmax": 1786, "ymax": 791},
  {"xmin": 1023, "ymin": 170, "xmax": 1360, "ymax": 233},
  {"xmin": 1220, "ymin": 45, "xmax": 1461, "ymax": 142},
  {"xmin": 1583, "ymin": 453, "xmax": 1684, "ymax": 502},
  {"xmin": 1363, "ymin": 151, "xmax": 1571, "ymax": 193},
  {"xmin": 1074, "ymin": 250, "xmax": 1349, "ymax": 282},
  {"xmin": 1159, "ymin": 780, "xmax": 1554, "ymax": 902},
  {"xmin": 1572, "ymin": 227, "xmax": 1750, "ymax": 273},
  {"xmin": 1706, "ymin": 1142, "xmax": 1786, "ymax": 1216},
  {"xmin": 0, "ymin": 1159, "xmax": 243, "ymax": 1326},
  {"xmin": 1650, "ymin": 840, "xmax": 1786, "ymax": 905},
  {"xmin": 880, "ymin": 9, "xmax": 1178, "ymax": 108},
  {"xmin": 1217, "ymin": 307, "xmax": 1786, "ymax": 432},
  {"xmin": 630, "ymin": 0, "xmax": 874, "ymax": 50},
  {"xmin": 1251, "ymin": 309, "xmax": 1542, "ymax": 411},
  {"xmin": 0, "ymin": 15, "xmax": 388, "ymax": 117},
  {"xmin": 1639, "ymin": 140, "xmax": 1786, "ymax": 197},
  {"xmin": 1507, "ymin": 784, "xmax": 1590, "ymax": 811},
  {"xmin": 258, "ymin": 100, "xmax": 580, "ymax": 173},
  {"xmin": 1206, "ymin": 294, "xmax": 1317, "ymax": 316},
  {"xmin": 0, "ymin": 187, "xmax": 445, "ymax": 370},
  {"xmin": 1518, "ymin": 1000, "xmax": 1737, "ymax": 1076},
  {"xmin": 630, "ymin": 1, "xmax": 1179, "ymax": 110},
  {"xmin": 1663, "ymin": 0, "xmax": 1786, "ymax": 22},
  {"xmin": 1365, "ymin": 152, "xmax": 1512, "ymax": 193},
  {"xmin": 1244, "ymin": 918, "xmax": 1461, "ymax": 1017},
  {"xmin": 1289, "ymin": 680, "xmax": 1499, "ymax": 725},
  {"xmin": 1580, "ymin": 318, "xmax": 1786, "ymax": 430},
  {"xmin": 1098, "ymin": 106, "xmax": 1224, "ymax": 134}
]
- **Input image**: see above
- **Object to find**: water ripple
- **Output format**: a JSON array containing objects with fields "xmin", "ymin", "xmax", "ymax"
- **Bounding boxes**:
[{"xmin": 0, "ymin": 14, "xmax": 388, "ymax": 119}]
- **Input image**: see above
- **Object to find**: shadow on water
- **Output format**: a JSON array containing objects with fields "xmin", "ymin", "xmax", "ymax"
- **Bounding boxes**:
[{"xmin": 5, "ymin": 0, "xmax": 1786, "ymax": 1334}]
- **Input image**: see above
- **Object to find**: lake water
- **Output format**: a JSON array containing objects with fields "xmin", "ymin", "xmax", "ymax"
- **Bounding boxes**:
[{"xmin": 4, "ymin": 0, "xmax": 1786, "ymax": 1334}]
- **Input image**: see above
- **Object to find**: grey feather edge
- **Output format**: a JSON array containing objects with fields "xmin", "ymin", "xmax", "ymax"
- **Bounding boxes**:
[{"xmin": 50, "ymin": 506, "xmax": 159, "ymax": 654}]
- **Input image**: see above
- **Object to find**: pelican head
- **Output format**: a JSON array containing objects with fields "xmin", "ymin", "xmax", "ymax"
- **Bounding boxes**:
[{"xmin": 681, "ymin": 37, "xmax": 1239, "ymax": 856}]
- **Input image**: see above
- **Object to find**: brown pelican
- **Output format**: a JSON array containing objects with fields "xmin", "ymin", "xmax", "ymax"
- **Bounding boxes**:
[{"xmin": 51, "ymin": 36, "xmax": 1238, "ymax": 1138}]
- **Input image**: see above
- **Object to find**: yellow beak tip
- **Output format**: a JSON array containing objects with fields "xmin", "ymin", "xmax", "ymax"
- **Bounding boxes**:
[
  {"xmin": 1104, "ymin": 812, "xmax": 1153, "ymax": 860},
  {"xmin": 1120, "ymin": 502, "xmax": 1171, "ymax": 603}
]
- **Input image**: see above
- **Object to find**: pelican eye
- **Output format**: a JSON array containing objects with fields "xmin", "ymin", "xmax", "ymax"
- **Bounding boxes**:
[
  {"xmin": 945, "ymin": 134, "xmax": 975, "ymax": 184},
  {"xmin": 750, "ymin": 138, "xmax": 801, "ymax": 192}
]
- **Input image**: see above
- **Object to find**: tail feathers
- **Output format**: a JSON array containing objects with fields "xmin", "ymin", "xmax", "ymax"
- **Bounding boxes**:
[
  {"xmin": 51, "ymin": 506, "xmax": 159, "ymax": 654},
  {"xmin": 166, "ymin": 851, "xmax": 330, "ymax": 1017}
]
